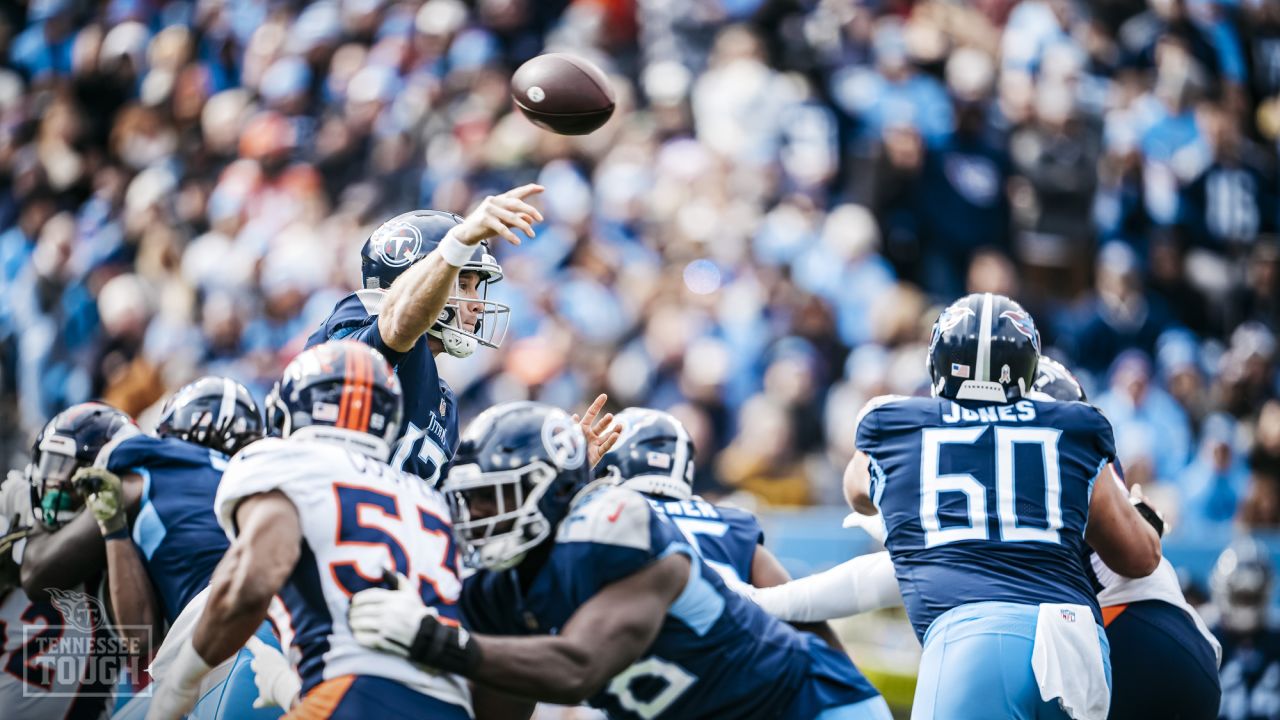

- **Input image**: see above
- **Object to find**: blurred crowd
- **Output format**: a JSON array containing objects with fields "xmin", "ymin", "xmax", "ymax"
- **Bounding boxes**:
[{"xmin": 3, "ymin": 0, "xmax": 1280, "ymax": 535}]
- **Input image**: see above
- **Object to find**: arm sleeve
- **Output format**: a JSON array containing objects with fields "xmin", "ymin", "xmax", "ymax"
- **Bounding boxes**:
[
  {"xmin": 1085, "ymin": 405, "xmax": 1118, "ymax": 465},
  {"xmin": 748, "ymin": 551, "xmax": 902, "ymax": 623}
]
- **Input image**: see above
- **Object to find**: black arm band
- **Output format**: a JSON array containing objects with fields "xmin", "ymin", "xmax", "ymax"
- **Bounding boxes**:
[
  {"xmin": 1133, "ymin": 500, "xmax": 1165, "ymax": 538},
  {"xmin": 408, "ymin": 617, "xmax": 482, "ymax": 675}
]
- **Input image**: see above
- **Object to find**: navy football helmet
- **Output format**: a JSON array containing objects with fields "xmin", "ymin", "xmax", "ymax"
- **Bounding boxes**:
[
  {"xmin": 442, "ymin": 402, "xmax": 590, "ymax": 571},
  {"xmin": 1032, "ymin": 356, "xmax": 1086, "ymax": 403},
  {"xmin": 1211, "ymin": 537, "xmax": 1274, "ymax": 634},
  {"xmin": 360, "ymin": 210, "xmax": 510, "ymax": 359},
  {"xmin": 267, "ymin": 340, "xmax": 404, "ymax": 462},
  {"xmin": 29, "ymin": 402, "xmax": 138, "ymax": 528},
  {"xmin": 927, "ymin": 293, "xmax": 1041, "ymax": 403},
  {"xmin": 595, "ymin": 408, "xmax": 695, "ymax": 500},
  {"xmin": 156, "ymin": 376, "xmax": 264, "ymax": 456}
]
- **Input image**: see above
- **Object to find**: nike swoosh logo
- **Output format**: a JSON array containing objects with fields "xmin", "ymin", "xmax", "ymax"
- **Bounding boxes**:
[{"xmin": 607, "ymin": 502, "xmax": 625, "ymax": 523}]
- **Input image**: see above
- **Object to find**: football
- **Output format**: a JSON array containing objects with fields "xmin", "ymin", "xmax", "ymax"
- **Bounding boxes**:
[{"xmin": 510, "ymin": 53, "xmax": 615, "ymax": 135}]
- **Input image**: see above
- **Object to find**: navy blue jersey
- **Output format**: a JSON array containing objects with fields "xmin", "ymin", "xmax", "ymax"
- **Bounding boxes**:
[
  {"xmin": 305, "ymin": 290, "xmax": 458, "ymax": 485},
  {"xmin": 857, "ymin": 395, "xmax": 1115, "ymax": 641},
  {"xmin": 644, "ymin": 495, "xmax": 762, "ymax": 584},
  {"xmin": 98, "ymin": 434, "xmax": 229, "ymax": 624},
  {"xmin": 461, "ymin": 486, "xmax": 876, "ymax": 720},
  {"xmin": 1216, "ymin": 627, "xmax": 1280, "ymax": 720}
]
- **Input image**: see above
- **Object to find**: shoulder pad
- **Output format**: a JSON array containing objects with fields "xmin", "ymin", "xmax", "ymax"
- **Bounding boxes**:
[
  {"xmin": 95, "ymin": 432, "xmax": 157, "ymax": 471},
  {"xmin": 854, "ymin": 394, "xmax": 909, "ymax": 431},
  {"xmin": 557, "ymin": 486, "xmax": 653, "ymax": 551},
  {"xmin": 214, "ymin": 438, "xmax": 316, "ymax": 537}
]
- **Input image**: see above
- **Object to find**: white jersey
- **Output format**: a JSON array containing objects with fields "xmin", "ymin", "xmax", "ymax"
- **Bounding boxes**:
[
  {"xmin": 0, "ymin": 471, "xmax": 107, "ymax": 719},
  {"xmin": 215, "ymin": 438, "xmax": 471, "ymax": 714},
  {"xmin": 1091, "ymin": 554, "xmax": 1222, "ymax": 665}
]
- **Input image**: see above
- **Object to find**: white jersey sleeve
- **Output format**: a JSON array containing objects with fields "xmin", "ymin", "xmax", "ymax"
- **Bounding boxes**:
[
  {"xmin": 214, "ymin": 438, "xmax": 334, "ymax": 539},
  {"xmin": 748, "ymin": 551, "xmax": 903, "ymax": 623}
]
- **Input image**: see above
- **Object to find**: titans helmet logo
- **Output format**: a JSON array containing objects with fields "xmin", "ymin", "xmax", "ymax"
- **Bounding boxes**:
[
  {"xmin": 372, "ymin": 221, "xmax": 424, "ymax": 268},
  {"xmin": 930, "ymin": 304, "xmax": 976, "ymax": 352},
  {"xmin": 1000, "ymin": 309, "xmax": 1041, "ymax": 352}
]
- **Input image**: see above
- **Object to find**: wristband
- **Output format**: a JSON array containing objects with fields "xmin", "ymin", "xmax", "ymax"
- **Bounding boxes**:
[
  {"xmin": 104, "ymin": 526, "xmax": 130, "ymax": 541},
  {"xmin": 437, "ymin": 229, "xmax": 475, "ymax": 268},
  {"xmin": 409, "ymin": 618, "xmax": 482, "ymax": 675}
]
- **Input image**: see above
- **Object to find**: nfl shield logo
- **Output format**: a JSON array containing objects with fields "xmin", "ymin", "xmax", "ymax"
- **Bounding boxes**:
[{"xmin": 1059, "ymin": 608, "xmax": 1076, "ymax": 623}]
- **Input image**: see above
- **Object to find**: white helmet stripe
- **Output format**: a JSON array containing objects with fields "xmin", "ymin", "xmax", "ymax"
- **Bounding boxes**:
[
  {"xmin": 218, "ymin": 377, "xmax": 237, "ymax": 429},
  {"xmin": 975, "ymin": 293, "xmax": 994, "ymax": 382},
  {"xmin": 671, "ymin": 412, "xmax": 690, "ymax": 485}
]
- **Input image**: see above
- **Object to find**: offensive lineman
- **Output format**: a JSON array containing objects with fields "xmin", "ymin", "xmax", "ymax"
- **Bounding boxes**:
[
  {"xmin": 597, "ymin": 406, "xmax": 841, "ymax": 646},
  {"xmin": 844, "ymin": 294, "xmax": 1161, "ymax": 719}
]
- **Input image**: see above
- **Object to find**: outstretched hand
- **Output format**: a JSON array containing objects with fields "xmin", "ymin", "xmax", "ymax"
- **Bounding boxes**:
[
  {"xmin": 452, "ymin": 184, "xmax": 544, "ymax": 247},
  {"xmin": 574, "ymin": 394, "xmax": 622, "ymax": 469}
]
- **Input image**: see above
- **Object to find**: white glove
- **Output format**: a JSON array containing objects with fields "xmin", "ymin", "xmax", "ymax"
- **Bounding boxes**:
[
  {"xmin": 146, "ymin": 640, "xmax": 211, "ymax": 720},
  {"xmin": 348, "ymin": 571, "xmax": 432, "ymax": 658},
  {"xmin": 842, "ymin": 512, "xmax": 887, "ymax": 543},
  {"xmin": 246, "ymin": 636, "xmax": 300, "ymax": 710}
]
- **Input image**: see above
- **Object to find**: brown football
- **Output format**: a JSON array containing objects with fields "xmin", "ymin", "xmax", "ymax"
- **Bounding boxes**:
[{"xmin": 511, "ymin": 53, "xmax": 615, "ymax": 135}]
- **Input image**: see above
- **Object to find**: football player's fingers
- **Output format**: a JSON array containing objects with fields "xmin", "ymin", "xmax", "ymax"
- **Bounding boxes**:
[
  {"xmin": 600, "ymin": 424, "xmax": 623, "ymax": 453},
  {"xmin": 483, "ymin": 216, "xmax": 521, "ymax": 245},
  {"xmin": 591, "ymin": 411, "xmax": 614, "ymax": 435},
  {"xmin": 492, "ymin": 194, "xmax": 542, "ymax": 219},
  {"xmin": 245, "ymin": 636, "xmax": 269, "ymax": 657},
  {"xmin": 486, "ymin": 203, "xmax": 536, "ymax": 238},
  {"xmin": 503, "ymin": 183, "xmax": 544, "ymax": 202},
  {"xmin": 392, "ymin": 571, "xmax": 413, "ymax": 592},
  {"xmin": 581, "ymin": 389, "xmax": 604, "ymax": 422}
]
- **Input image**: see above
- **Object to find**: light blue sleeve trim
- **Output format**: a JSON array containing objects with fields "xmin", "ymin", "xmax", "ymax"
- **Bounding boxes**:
[
  {"xmin": 868, "ymin": 455, "xmax": 887, "ymax": 511},
  {"xmin": 1084, "ymin": 458, "xmax": 1108, "ymax": 538},
  {"xmin": 660, "ymin": 542, "xmax": 725, "ymax": 637},
  {"xmin": 130, "ymin": 468, "xmax": 167, "ymax": 561}
]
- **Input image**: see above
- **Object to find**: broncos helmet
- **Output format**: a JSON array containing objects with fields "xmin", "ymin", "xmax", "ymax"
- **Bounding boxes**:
[
  {"xmin": 1211, "ymin": 537, "xmax": 1275, "ymax": 634},
  {"xmin": 266, "ymin": 340, "xmax": 404, "ymax": 462},
  {"xmin": 360, "ymin": 209, "xmax": 510, "ymax": 359},
  {"xmin": 156, "ymin": 376, "xmax": 264, "ymax": 456},
  {"xmin": 927, "ymin": 293, "xmax": 1041, "ymax": 403},
  {"xmin": 595, "ymin": 408, "xmax": 695, "ymax": 500},
  {"xmin": 1032, "ymin": 356, "xmax": 1086, "ymax": 402},
  {"xmin": 442, "ymin": 401, "xmax": 590, "ymax": 571},
  {"xmin": 29, "ymin": 402, "xmax": 138, "ymax": 528}
]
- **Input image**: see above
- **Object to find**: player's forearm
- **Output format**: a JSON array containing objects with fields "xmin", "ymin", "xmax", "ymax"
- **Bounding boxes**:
[
  {"xmin": 20, "ymin": 512, "xmax": 105, "ymax": 599},
  {"xmin": 196, "ymin": 544, "xmax": 279, "ymax": 665},
  {"xmin": 377, "ymin": 247, "xmax": 462, "ymax": 352},
  {"xmin": 752, "ymin": 552, "xmax": 902, "ymax": 623},
  {"xmin": 105, "ymin": 539, "xmax": 162, "ymax": 658},
  {"xmin": 468, "ymin": 635, "xmax": 609, "ymax": 705}
]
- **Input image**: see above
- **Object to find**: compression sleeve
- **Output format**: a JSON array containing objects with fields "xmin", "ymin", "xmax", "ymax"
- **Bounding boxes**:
[{"xmin": 749, "ymin": 551, "xmax": 902, "ymax": 623}]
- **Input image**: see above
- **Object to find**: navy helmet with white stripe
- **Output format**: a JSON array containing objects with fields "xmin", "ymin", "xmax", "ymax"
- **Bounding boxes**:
[
  {"xmin": 157, "ymin": 376, "xmax": 264, "ymax": 456},
  {"xmin": 595, "ymin": 408, "xmax": 695, "ymax": 501},
  {"xmin": 927, "ymin": 293, "xmax": 1040, "ymax": 403}
]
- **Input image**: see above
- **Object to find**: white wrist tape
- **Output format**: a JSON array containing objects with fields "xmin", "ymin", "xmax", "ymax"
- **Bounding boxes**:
[
  {"xmin": 169, "ymin": 638, "xmax": 214, "ymax": 690},
  {"xmin": 437, "ymin": 228, "xmax": 475, "ymax": 268},
  {"xmin": 753, "ymin": 551, "xmax": 902, "ymax": 623}
]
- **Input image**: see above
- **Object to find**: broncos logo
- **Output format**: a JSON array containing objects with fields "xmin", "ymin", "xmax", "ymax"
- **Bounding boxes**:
[
  {"xmin": 1000, "ymin": 310, "xmax": 1041, "ymax": 353},
  {"xmin": 47, "ymin": 588, "xmax": 108, "ymax": 633}
]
